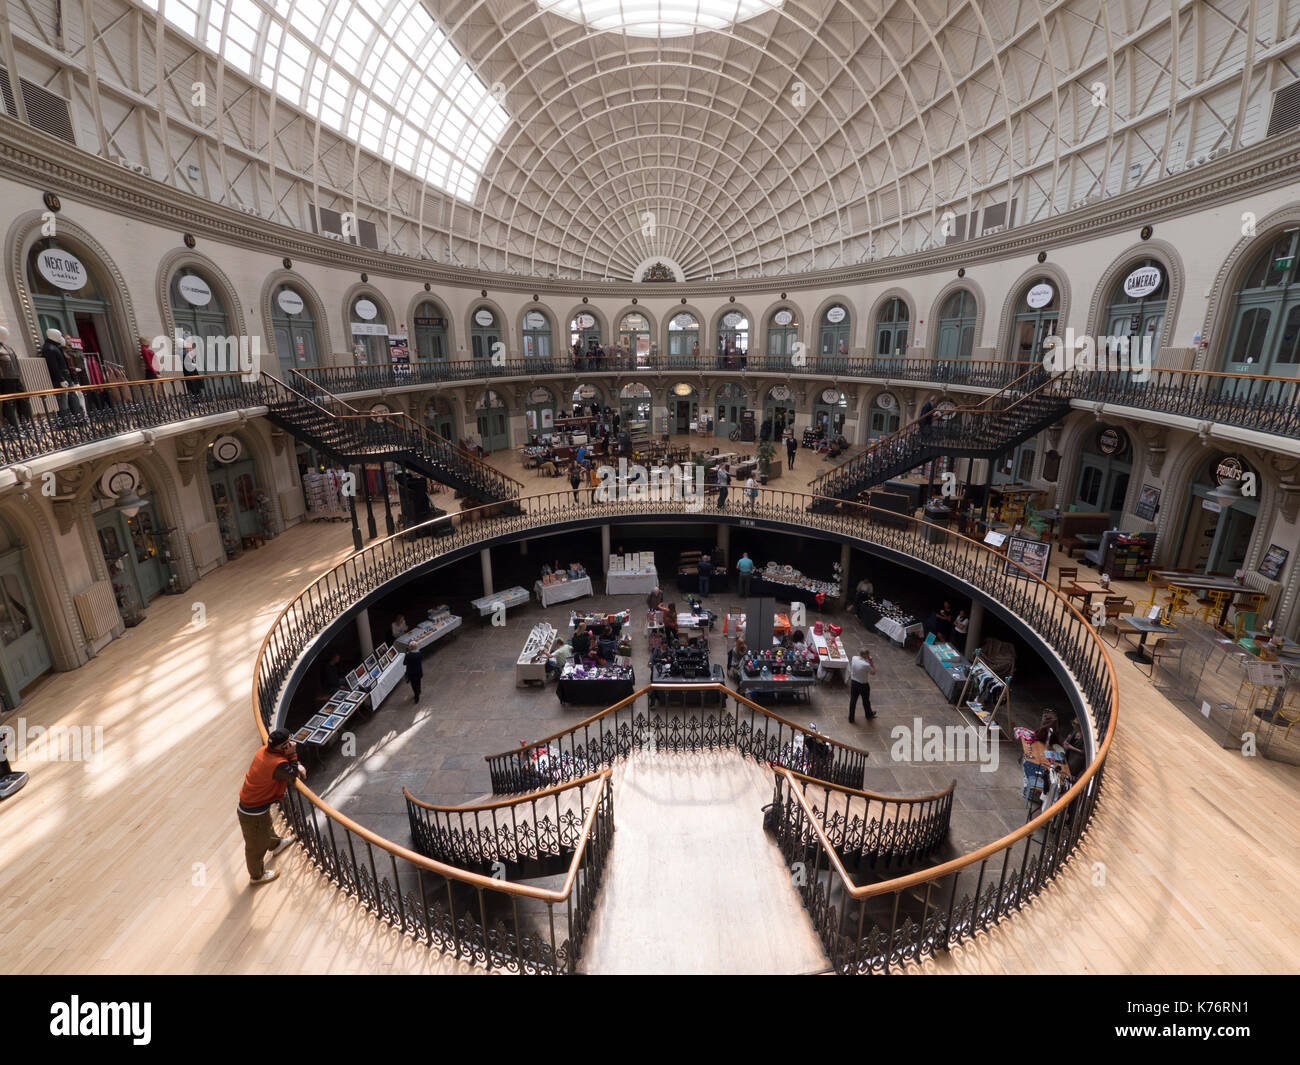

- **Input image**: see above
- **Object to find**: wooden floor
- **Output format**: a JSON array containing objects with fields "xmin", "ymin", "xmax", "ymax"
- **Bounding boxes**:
[
  {"xmin": 580, "ymin": 752, "xmax": 829, "ymax": 975},
  {"xmin": 2, "ymin": 464, "xmax": 1299, "ymax": 973}
]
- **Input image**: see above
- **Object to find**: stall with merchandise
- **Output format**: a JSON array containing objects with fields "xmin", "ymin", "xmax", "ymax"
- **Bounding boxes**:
[
  {"xmin": 394, "ymin": 606, "xmax": 462, "ymax": 651},
  {"xmin": 535, "ymin": 563, "xmax": 593, "ymax": 607},
  {"xmin": 517, "ymin": 622, "xmax": 558, "ymax": 686},
  {"xmin": 556, "ymin": 661, "xmax": 635, "ymax": 706},
  {"xmin": 295, "ymin": 643, "xmax": 404, "ymax": 751},
  {"xmin": 606, "ymin": 551, "xmax": 658, "ymax": 595},
  {"xmin": 471, "ymin": 586, "xmax": 530, "ymax": 619},
  {"xmin": 748, "ymin": 561, "xmax": 842, "ymax": 608}
]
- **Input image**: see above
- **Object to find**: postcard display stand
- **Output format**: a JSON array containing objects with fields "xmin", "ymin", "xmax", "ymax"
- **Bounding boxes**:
[
  {"xmin": 956, "ymin": 654, "xmax": 1014, "ymax": 742},
  {"xmin": 295, "ymin": 644, "xmax": 403, "ymax": 749},
  {"xmin": 517, "ymin": 622, "xmax": 558, "ymax": 686}
]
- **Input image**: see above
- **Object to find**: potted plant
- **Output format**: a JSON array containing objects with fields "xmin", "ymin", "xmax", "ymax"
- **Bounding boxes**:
[{"xmin": 756, "ymin": 438, "xmax": 776, "ymax": 483}]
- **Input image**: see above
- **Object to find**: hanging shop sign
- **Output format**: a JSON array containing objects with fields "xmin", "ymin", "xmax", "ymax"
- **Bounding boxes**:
[
  {"xmin": 671, "ymin": 313, "xmax": 697, "ymax": 330},
  {"xmin": 1123, "ymin": 264, "xmax": 1163, "ymax": 299},
  {"xmin": 773, "ymin": 309, "xmax": 794, "ymax": 326},
  {"xmin": 211, "ymin": 435, "xmax": 244, "ymax": 464},
  {"xmin": 1026, "ymin": 283, "xmax": 1055, "ymax": 309},
  {"xmin": 35, "ymin": 247, "xmax": 88, "ymax": 291},
  {"xmin": 354, "ymin": 298, "xmax": 378, "ymax": 321},
  {"xmin": 99, "ymin": 462, "xmax": 141, "ymax": 499},
  {"xmin": 474, "ymin": 309, "xmax": 495, "ymax": 327},
  {"xmin": 414, "ymin": 316, "xmax": 447, "ymax": 329},
  {"xmin": 1096, "ymin": 427, "xmax": 1126, "ymax": 455},
  {"xmin": 722, "ymin": 311, "xmax": 745, "ymax": 329},
  {"xmin": 672, "ymin": 382, "xmax": 695, "ymax": 397},
  {"xmin": 934, "ymin": 399, "xmax": 958, "ymax": 420},
  {"xmin": 875, "ymin": 391, "xmax": 898, "ymax": 410},
  {"xmin": 528, "ymin": 387, "xmax": 553, "ymax": 404},
  {"xmin": 769, "ymin": 385, "xmax": 792, "ymax": 401},
  {"xmin": 825, "ymin": 306, "xmax": 847, "ymax": 324},
  {"xmin": 524, "ymin": 310, "xmax": 548, "ymax": 330},
  {"xmin": 574, "ymin": 313, "xmax": 596, "ymax": 329},
  {"xmin": 177, "ymin": 274, "xmax": 213, "ymax": 306},
  {"xmin": 277, "ymin": 289, "xmax": 305, "ymax": 315},
  {"xmin": 1215, "ymin": 455, "xmax": 1246, "ymax": 485},
  {"xmin": 820, "ymin": 388, "xmax": 842, "ymax": 404}
]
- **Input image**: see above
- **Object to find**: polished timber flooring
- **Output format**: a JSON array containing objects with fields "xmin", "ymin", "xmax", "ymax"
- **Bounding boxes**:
[{"xmin": 4, "ymin": 488, "xmax": 1300, "ymax": 972}]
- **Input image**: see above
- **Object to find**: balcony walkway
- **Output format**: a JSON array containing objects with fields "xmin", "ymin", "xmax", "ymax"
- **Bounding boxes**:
[{"xmin": 1, "ymin": 509, "xmax": 1299, "ymax": 973}]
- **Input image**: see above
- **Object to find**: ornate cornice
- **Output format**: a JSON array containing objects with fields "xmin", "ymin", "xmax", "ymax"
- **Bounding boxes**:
[{"xmin": 3, "ymin": 116, "xmax": 1300, "ymax": 298}]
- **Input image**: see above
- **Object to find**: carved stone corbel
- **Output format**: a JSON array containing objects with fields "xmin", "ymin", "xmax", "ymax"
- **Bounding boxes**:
[
  {"xmin": 48, "ymin": 463, "xmax": 93, "ymax": 535},
  {"xmin": 173, "ymin": 431, "xmax": 205, "ymax": 486},
  {"xmin": 1138, "ymin": 424, "xmax": 1169, "ymax": 476},
  {"xmin": 269, "ymin": 426, "xmax": 287, "ymax": 457}
]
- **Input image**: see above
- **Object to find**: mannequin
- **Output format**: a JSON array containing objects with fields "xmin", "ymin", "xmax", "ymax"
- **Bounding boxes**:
[
  {"xmin": 0, "ymin": 326, "xmax": 30, "ymax": 427},
  {"xmin": 40, "ymin": 327, "xmax": 76, "ymax": 416}
]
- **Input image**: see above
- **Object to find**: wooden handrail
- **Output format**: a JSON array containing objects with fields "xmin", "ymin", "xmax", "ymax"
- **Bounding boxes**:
[
  {"xmin": 403, "ymin": 770, "xmax": 605, "ymax": 812},
  {"xmin": 0, "ymin": 370, "xmax": 255, "ymax": 401}
]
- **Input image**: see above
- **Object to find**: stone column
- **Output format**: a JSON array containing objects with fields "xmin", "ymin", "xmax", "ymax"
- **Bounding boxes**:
[
  {"xmin": 480, "ymin": 547, "xmax": 493, "ymax": 597},
  {"xmin": 356, "ymin": 608, "xmax": 374, "ymax": 658},
  {"xmin": 601, "ymin": 524, "xmax": 611, "ymax": 573},
  {"xmin": 966, "ymin": 600, "xmax": 985, "ymax": 654}
]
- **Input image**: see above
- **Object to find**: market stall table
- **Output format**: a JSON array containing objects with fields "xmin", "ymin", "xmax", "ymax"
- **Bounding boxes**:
[
  {"xmin": 394, "ymin": 612, "xmax": 462, "ymax": 652},
  {"xmin": 516, "ymin": 622, "xmax": 558, "ymax": 686},
  {"xmin": 649, "ymin": 664, "xmax": 727, "ymax": 706},
  {"xmin": 471, "ymin": 585, "xmax": 530, "ymax": 618},
  {"xmin": 876, "ymin": 615, "xmax": 924, "ymax": 647},
  {"xmin": 556, "ymin": 662, "xmax": 636, "ymax": 706},
  {"xmin": 534, "ymin": 575, "xmax": 594, "ymax": 607},
  {"xmin": 809, "ymin": 631, "xmax": 849, "ymax": 683},
  {"xmin": 606, "ymin": 553, "xmax": 658, "ymax": 595},
  {"xmin": 736, "ymin": 674, "xmax": 816, "ymax": 703},
  {"xmin": 916, "ymin": 639, "xmax": 970, "ymax": 703}
]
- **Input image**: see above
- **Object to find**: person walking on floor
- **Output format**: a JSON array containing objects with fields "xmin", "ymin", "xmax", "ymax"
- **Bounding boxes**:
[
  {"xmin": 569, "ymin": 463, "xmax": 583, "ymax": 503},
  {"xmin": 736, "ymin": 551, "xmax": 754, "ymax": 598},
  {"xmin": 237, "ymin": 728, "xmax": 303, "ymax": 885},
  {"xmin": 744, "ymin": 474, "xmax": 758, "ymax": 509},
  {"xmin": 404, "ymin": 647, "xmax": 424, "ymax": 702},
  {"xmin": 848, "ymin": 648, "xmax": 876, "ymax": 723},
  {"xmin": 696, "ymin": 554, "xmax": 713, "ymax": 598},
  {"xmin": 785, "ymin": 433, "xmax": 797, "ymax": 470},
  {"xmin": 715, "ymin": 463, "xmax": 730, "ymax": 508}
]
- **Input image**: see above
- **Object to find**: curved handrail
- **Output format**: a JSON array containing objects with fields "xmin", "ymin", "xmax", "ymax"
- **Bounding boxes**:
[
  {"xmin": 251, "ymin": 485, "xmax": 1117, "ymax": 972},
  {"xmin": 403, "ymin": 770, "xmax": 607, "ymax": 812}
]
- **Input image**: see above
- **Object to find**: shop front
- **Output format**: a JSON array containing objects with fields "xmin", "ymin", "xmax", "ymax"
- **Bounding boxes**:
[
  {"xmin": 619, "ymin": 382, "xmax": 652, "ymax": 424},
  {"xmin": 1221, "ymin": 229, "xmax": 1300, "ymax": 383},
  {"xmin": 0, "ymin": 518, "xmax": 52, "ymax": 707},
  {"xmin": 874, "ymin": 298, "xmax": 909, "ymax": 357},
  {"xmin": 714, "ymin": 383, "xmax": 747, "ymax": 438},
  {"xmin": 571, "ymin": 383, "xmax": 604, "ymax": 416},
  {"xmin": 424, "ymin": 395, "xmax": 457, "ymax": 440},
  {"xmin": 1072, "ymin": 424, "xmax": 1132, "ymax": 525},
  {"xmin": 270, "ymin": 283, "xmax": 322, "ymax": 378},
  {"xmin": 349, "ymin": 294, "xmax": 390, "ymax": 364},
  {"xmin": 1173, "ymin": 453, "xmax": 1260, "ymax": 574},
  {"xmin": 413, "ymin": 301, "xmax": 449, "ymax": 361},
  {"xmin": 867, "ymin": 391, "xmax": 900, "ymax": 441},
  {"xmin": 476, "ymin": 389, "xmax": 510, "ymax": 452},
  {"xmin": 27, "ymin": 238, "xmax": 129, "ymax": 379},
  {"xmin": 669, "ymin": 383, "xmax": 699, "ymax": 434},
  {"xmin": 525, "ymin": 386, "xmax": 557, "ymax": 441},
  {"xmin": 569, "ymin": 312, "xmax": 602, "ymax": 356},
  {"xmin": 766, "ymin": 307, "xmax": 799, "ymax": 367},
  {"xmin": 619, "ymin": 313, "xmax": 651, "ymax": 363},
  {"xmin": 813, "ymin": 388, "xmax": 847, "ymax": 436},
  {"xmin": 817, "ymin": 304, "xmax": 851, "ymax": 368},
  {"xmin": 169, "ymin": 267, "xmax": 232, "ymax": 351},
  {"xmin": 92, "ymin": 464, "xmax": 174, "ymax": 623},
  {"xmin": 763, "ymin": 385, "xmax": 797, "ymax": 438},
  {"xmin": 717, "ymin": 311, "xmax": 749, "ymax": 362},
  {"xmin": 206, "ymin": 433, "xmax": 271, "ymax": 556},
  {"xmin": 935, "ymin": 289, "xmax": 977, "ymax": 361},
  {"xmin": 1008, "ymin": 278, "xmax": 1060, "ymax": 364},
  {"xmin": 470, "ymin": 307, "xmax": 501, "ymax": 362}
]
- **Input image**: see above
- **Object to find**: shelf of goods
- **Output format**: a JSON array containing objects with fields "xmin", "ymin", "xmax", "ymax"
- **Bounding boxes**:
[
  {"xmin": 517, "ymin": 622, "xmax": 558, "ymax": 686},
  {"xmin": 296, "ymin": 646, "xmax": 403, "ymax": 748},
  {"xmin": 471, "ymin": 586, "xmax": 530, "ymax": 618},
  {"xmin": 394, "ymin": 608, "xmax": 462, "ymax": 652},
  {"xmin": 556, "ymin": 660, "xmax": 636, "ymax": 706},
  {"xmin": 750, "ymin": 563, "xmax": 842, "ymax": 607},
  {"xmin": 606, "ymin": 551, "xmax": 657, "ymax": 595}
]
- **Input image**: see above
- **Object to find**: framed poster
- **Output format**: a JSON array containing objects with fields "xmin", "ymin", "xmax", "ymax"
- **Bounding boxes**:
[
  {"xmin": 1135, "ymin": 483, "xmax": 1161, "ymax": 521},
  {"xmin": 1003, "ymin": 535, "xmax": 1052, "ymax": 582},
  {"xmin": 1259, "ymin": 544, "xmax": 1289, "ymax": 581}
]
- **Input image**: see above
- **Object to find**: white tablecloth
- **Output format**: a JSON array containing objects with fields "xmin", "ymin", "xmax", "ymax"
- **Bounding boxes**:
[
  {"xmin": 395, "ymin": 615, "xmax": 462, "ymax": 652},
  {"xmin": 368, "ymin": 657, "xmax": 406, "ymax": 709},
  {"xmin": 534, "ymin": 576, "xmax": 593, "ymax": 607},
  {"xmin": 875, "ymin": 617, "xmax": 924, "ymax": 644},
  {"xmin": 809, "ymin": 633, "xmax": 849, "ymax": 671},
  {"xmin": 471, "ymin": 586, "xmax": 530, "ymax": 617},
  {"xmin": 606, "ymin": 566, "xmax": 658, "ymax": 595}
]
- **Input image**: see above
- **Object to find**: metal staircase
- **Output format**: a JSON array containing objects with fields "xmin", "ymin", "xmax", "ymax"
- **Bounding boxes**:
[
  {"xmin": 261, "ymin": 371, "xmax": 522, "ymax": 506},
  {"xmin": 812, "ymin": 366, "xmax": 1071, "ymax": 503}
]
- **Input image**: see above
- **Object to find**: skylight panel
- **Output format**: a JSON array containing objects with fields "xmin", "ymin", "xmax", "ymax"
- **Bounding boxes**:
[
  {"xmin": 145, "ymin": 0, "xmax": 510, "ymax": 202},
  {"xmin": 537, "ymin": 0, "xmax": 785, "ymax": 38}
]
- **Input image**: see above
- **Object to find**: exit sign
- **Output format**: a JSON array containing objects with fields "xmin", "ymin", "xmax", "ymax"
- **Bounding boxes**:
[{"xmin": 1274, "ymin": 255, "xmax": 1296, "ymax": 271}]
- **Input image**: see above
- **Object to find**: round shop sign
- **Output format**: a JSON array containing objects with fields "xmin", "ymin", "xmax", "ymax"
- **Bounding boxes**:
[
  {"xmin": 671, "ymin": 313, "xmax": 696, "ymax": 330},
  {"xmin": 672, "ymin": 382, "xmax": 695, "ymax": 397},
  {"xmin": 722, "ymin": 311, "xmax": 745, "ymax": 329},
  {"xmin": 826, "ymin": 306, "xmax": 847, "ymax": 324},
  {"xmin": 354, "ymin": 298, "xmax": 378, "ymax": 321},
  {"xmin": 774, "ymin": 309, "xmax": 794, "ymax": 326},
  {"xmin": 770, "ymin": 385, "xmax": 792, "ymax": 401},
  {"xmin": 35, "ymin": 247, "xmax": 88, "ymax": 291},
  {"xmin": 528, "ymin": 387, "xmax": 552, "ymax": 404},
  {"xmin": 211, "ymin": 434, "xmax": 243, "ymax": 464},
  {"xmin": 1026, "ymin": 282, "xmax": 1055, "ymax": 309},
  {"xmin": 277, "ymin": 288, "xmax": 305, "ymax": 315},
  {"xmin": 1097, "ymin": 427, "xmax": 1124, "ymax": 455},
  {"xmin": 1123, "ymin": 264, "xmax": 1163, "ymax": 299},
  {"xmin": 821, "ymin": 388, "xmax": 841, "ymax": 404},
  {"xmin": 1215, "ymin": 454, "xmax": 1245, "ymax": 485},
  {"xmin": 99, "ymin": 462, "xmax": 141, "ymax": 499},
  {"xmin": 475, "ymin": 308, "xmax": 495, "ymax": 327},
  {"xmin": 524, "ymin": 310, "xmax": 548, "ymax": 329},
  {"xmin": 177, "ymin": 273, "xmax": 213, "ymax": 306},
  {"xmin": 934, "ymin": 398, "xmax": 958, "ymax": 420},
  {"xmin": 875, "ymin": 391, "xmax": 898, "ymax": 410},
  {"xmin": 575, "ymin": 312, "xmax": 595, "ymax": 329}
]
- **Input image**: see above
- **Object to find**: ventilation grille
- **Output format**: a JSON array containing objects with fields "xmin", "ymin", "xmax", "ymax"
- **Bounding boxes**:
[
  {"xmin": 0, "ymin": 67, "xmax": 16, "ymax": 118},
  {"xmin": 1266, "ymin": 80, "xmax": 1300, "ymax": 137},
  {"xmin": 189, "ymin": 522, "xmax": 225, "ymax": 573},
  {"xmin": 74, "ymin": 581, "xmax": 120, "ymax": 641},
  {"xmin": 19, "ymin": 78, "xmax": 75, "ymax": 144}
]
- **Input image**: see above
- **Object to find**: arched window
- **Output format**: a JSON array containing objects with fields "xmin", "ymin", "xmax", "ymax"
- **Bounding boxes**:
[
  {"xmin": 27, "ymin": 238, "xmax": 128, "ymax": 375},
  {"xmin": 525, "ymin": 385, "xmax": 556, "ymax": 438},
  {"xmin": 522, "ymin": 309, "xmax": 553, "ymax": 363},
  {"xmin": 668, "ymin": 382, "xmax": 698, "ymax": 433},
  {"xmin": 935, "ymin": 289, "xmax": 976, "ymax": 360},
  {"xmin": 170, "ymin": 268, "xmax": 231, "ymax": 351},
  {"xmin": 867, "ymin": 392, "xmax": 900, "ymax": 441},
  {"xmin": 569, "ymin": 312, "xmax": 601, "ymax": 354},
  {"xmin": 470, "ymin": 307, "xmax": 500, "ymax": 362},
  {"xmin": 619, "ymin": 382, "xmax": 652, "ymax": 423},
  {"xmin": 818, "ymin": 304, "xmax": 852, "ymax": 359},
  {"xmin": 1173, "ymin": 453, "xmax": 1260, "ymax": 574},
  {"xmin": 269, "ymin": 283, "xmax": 321, "ymax": 377},
  {"xmin": 1223, "ymin": 230, "xmax": 1300, "ymax": 376},
  {"xmin": 413, "ymin": 300, "xmax": 448, "ymax": 361},
  {"xmin": 1073, "ymin": 424, "xmax": 1132, "ymax": 524},
  {"xmin": 0, "ymin": 514, "xmax": 53, "ymax": 707},
  {"xmin": 766, "ymin": 307, "xmax": 799, "ymax": 365},
  {"xmin": 1104, "ymin": 259, "xmax": 1169, "ymax": 347},
  {"xmin": 349, "ymin": 293, "xmax": 389, "ymax": 365},
  {"xmin": 874, "ymin": 298, "xmax": 909, "ymax": 357},
  {"xmin": 474, "ymin": 389, "xmax": 509, "ymax": 452},
  {"xmin": 668, "ymin": 312, "xmax": 699, "ymax": 362},
  {"xmin": 813, "ymin": 388, "xmax": 848, "ymax": 436},
  {"xmin": 717, "ymin": 311, "xmax": 749, "ymax": 356},
  {"xmin": 1009, "ymin": 278, "xmax": 1060, "ymax": 364},
  {"xmin": 619, "ymin": 313, "xmax": 651, "ymax": 362}
]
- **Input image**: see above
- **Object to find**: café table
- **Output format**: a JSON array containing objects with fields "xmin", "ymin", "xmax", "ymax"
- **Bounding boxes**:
[
  {"xmin": 1068, "ymin": 580, "xmax": 1112, "ymax": 611},
  {"xmin": 1116, "ymin": 615, "xmax": 1178, "ymax": 663},
  {"xmin": 1152, "ymin": 571, "xmax": 1253, "ymax": 626}
]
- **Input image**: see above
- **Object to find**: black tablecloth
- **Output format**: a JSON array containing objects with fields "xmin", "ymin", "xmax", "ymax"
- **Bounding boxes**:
[
  {"xmin": 556, "ymin": 672, "xmax": 635, "ymax": 706},
  {"xmin": 748, "ymin": 574, "xmax": 836, "ymax": 608},
  {"xmin": 649, "ymin": 664, "xmax": 725, "ymax": 705}
]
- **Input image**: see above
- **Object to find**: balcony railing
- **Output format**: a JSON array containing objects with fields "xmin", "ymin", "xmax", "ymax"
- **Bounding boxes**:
[{"xmin": 251, "ymin": 485, "xmax": 1117, "ymax": 973}]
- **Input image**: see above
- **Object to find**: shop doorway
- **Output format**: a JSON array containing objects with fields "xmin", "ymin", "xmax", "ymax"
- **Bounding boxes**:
[
  {"xmin": 0, "ymin": 538, "xmax": 52, "ymax": 706},
  {"xmin": 1072, "ymin": 425, "xmax": 1131, "ymax": 524},
  {"xmin": 476, "ymin": 390, "xmax": 509, "ymax": 452},
  {"xmin": 95, "ymin": 503, "xmax": 166, "ymax": 611}
]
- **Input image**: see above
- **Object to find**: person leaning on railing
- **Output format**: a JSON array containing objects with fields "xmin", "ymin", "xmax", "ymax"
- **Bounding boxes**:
[{"xmin": 237, "ymin": 728, "xmax": 304, "ymax": 885}]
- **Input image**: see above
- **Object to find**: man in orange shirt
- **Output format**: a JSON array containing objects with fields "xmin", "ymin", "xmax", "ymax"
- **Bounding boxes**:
[{"xmin": 237, "ymin": 728, "xmax": 305, "ymax": 885}]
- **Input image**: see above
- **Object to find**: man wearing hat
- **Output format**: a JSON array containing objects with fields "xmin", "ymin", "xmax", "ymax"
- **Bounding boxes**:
[{"xmin": 236, "ymin": 729, "xmax": 305, "ymax": 885}]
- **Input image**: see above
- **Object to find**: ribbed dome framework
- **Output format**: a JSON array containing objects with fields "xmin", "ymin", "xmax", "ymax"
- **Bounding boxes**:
[{"xmin": 46, "ymin": 0, "xmax": 1300, "ymax": 280}]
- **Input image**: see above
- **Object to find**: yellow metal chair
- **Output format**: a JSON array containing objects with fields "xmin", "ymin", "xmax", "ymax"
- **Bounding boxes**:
[
  {"xmin": 1138, "ymin": 570, "xmax": 1168, "ymax": 613},
  {"xmin": 1198, "ymin": 589, "xmax": 1233, "ymax": 625},
  {"xmin": 1163, "ymin": 584, "xmax": 1195, "ymax": 620},
  {"xmin": 1277, "ymin": 689, "xmax": 1300, "ymax": 743},
  {"xmin": 1238, "ymin": 591, "xmax": 1268, "ymax": 617}
]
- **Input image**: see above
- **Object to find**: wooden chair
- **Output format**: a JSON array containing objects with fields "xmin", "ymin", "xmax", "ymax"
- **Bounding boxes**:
[
  {"xmin": 1099, "ymin": 595, "xmax": 1134, "ymax": 642},
  {"xmin": 1056, "ymin": 566, "xmax": 1078, "ymax": 593}
]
